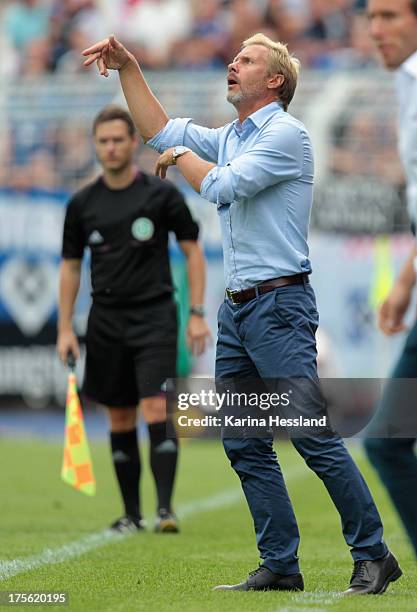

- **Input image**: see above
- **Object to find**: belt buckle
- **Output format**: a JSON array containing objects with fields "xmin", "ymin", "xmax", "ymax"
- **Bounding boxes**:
[{"xmin": 227, "ymin": 289, "xmax": 239, "ymax": 304}]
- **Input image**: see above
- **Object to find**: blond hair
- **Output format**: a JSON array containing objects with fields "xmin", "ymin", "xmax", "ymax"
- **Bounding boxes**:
[{"xmin": 242, "ymin": 33, "xmax": 300, "ymax": 111}]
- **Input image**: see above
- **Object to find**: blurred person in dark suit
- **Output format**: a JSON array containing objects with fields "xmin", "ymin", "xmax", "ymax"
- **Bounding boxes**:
[{"xmin": 365, "ymin": 0, "xmax": 417, "ymax": 559}]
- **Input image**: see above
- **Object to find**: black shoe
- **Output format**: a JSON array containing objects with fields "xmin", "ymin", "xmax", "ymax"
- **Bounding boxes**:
[
  {"xmin": 213, "ymin": 566, "xmax": 304, "ymax": 591},
  {"xmin": 154, "ymin": 508, "xmax": 179, "ymax": 533},
  {"xmin": 110, "ymin": 515, "xmax": 146, "ymax": 534},
  {"xmin": 343, "ymin": 551, "xmax": 402, "ymax": 595}
]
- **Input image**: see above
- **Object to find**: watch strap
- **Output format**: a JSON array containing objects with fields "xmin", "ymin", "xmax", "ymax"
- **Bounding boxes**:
[{"xmin": 190, "ymin": 305, "xmax": 205, "ymax": 317}]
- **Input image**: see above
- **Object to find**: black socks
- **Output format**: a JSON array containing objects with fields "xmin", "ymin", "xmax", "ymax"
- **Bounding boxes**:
[
  {"xmin": 110, "ymin": 422, "xmax": 178, "ymax": 517},
  {"xmin": 148, "ymin": 420, "xmax": 178, "ymax": 513},
  {"xmin": 110, "ymin": 428, "xmax": 141, "ymax": 519}
]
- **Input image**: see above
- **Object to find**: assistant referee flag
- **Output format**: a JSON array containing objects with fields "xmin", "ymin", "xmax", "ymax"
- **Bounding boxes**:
[{"xmin": 61, "ymin": 360, "xmax": 96, "ymax": 496}]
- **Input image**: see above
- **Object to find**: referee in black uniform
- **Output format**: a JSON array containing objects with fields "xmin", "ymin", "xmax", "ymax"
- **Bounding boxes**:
[{"xmin": 57, "ymin": 105, "xmax": 210, "ymax": 533}]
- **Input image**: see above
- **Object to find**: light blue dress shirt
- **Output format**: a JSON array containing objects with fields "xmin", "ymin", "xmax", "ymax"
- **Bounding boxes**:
[
  {"xmin": 148, "ymin": 101, "xmax": 314, "ymax": 290},
  {"xmin": 395, "ymin": 51, "xmax": 417, "ymax": 234}
]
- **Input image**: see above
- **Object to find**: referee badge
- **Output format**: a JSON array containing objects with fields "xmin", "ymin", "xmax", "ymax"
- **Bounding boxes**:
[{"xmin": 131, "ymin": 217, "xmax": 154, "ymax": 241}]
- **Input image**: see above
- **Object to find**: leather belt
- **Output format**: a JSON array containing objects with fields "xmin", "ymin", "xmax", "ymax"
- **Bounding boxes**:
[{"xmin": 226, "ymin": 273, "xmax": 309, "ymax": 305}]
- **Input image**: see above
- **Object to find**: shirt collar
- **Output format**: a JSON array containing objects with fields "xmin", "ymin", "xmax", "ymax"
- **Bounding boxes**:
[
  {"xmin": 233, "ymin": 101, "xmax": 284, "ymax": 134},
  {"xmin": 400, "ymin": 49, "xmax": 417, "ymax": 78}
]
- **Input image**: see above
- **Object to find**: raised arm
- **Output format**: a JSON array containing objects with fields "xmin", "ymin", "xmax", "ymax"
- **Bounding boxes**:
[{"xmin": 83, "ymin": 35, "xmax": 168, "ymax": 142}]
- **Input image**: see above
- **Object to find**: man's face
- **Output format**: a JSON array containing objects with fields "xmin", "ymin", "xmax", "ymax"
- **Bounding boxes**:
[
  {"xmin": 227, "ymin": 44, "xmax": 273, "ymax": 106},
  {"xmin": 368, "ymin": 0, "xmax": 417, "ymax": 69},
  {"xmin": 94, "ymin": 120, "xmax": 137, "ymax": 172}
]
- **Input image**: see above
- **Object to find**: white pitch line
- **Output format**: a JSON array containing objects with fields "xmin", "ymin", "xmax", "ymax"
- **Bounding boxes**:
[
  {"xmin": 0, "ymin": 530, "xmax": 126, "ymax": 581},
  {"xmin": 273, "ymin": 591, "xmax": 345, "ymax": 611},
  {"xmin": 290, "ymin": 590, "xmax": 342, "ymax": 609},
  {"xmin": 0, "ymin": 463, "xmax": 309, "ymax": 582}
]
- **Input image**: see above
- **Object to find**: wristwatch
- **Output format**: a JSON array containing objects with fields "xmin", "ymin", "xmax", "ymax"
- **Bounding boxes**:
[
  {"xmin": 190, "ymin": 305, "xmax": 205, "ymax": 317},
  {"xmin": 172, "ymin": 146, "xmax": 192, "ymax": 165}
]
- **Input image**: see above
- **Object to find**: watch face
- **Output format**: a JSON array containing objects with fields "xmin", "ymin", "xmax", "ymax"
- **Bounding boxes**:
[{"xmin": 174, "ymin": 146, "xmax": 189, "ymax": 158}]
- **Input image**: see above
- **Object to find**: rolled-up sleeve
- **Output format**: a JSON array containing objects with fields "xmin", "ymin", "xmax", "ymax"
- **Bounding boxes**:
[
  {"xmin": 200, "ymin": 122, "xmax": 303, "ymax": 205},
  {"xmin": 148, "ymin": 118, "xmax": 221, "ymax": 162},
  {"xmin": 200, "ymin": 166, "xmax": 234, "ymax": 205},
  {"xmin": 147, "ymin": 118, "xmax": 192, "ymax": 153}
]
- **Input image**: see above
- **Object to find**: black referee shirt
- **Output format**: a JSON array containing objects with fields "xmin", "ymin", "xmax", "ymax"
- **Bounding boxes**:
[{"xmin": 62, "ymin": 172, "xmax": 199, "ymax": 305}]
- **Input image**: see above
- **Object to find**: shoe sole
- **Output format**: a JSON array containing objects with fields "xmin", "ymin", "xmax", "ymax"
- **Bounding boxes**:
[
  {"xmin": 213, "ymin": 584, "xmax": 303, "ymax": 592},
  {"xmin": 155, "ymin": 518, "xmax": 179, "ymax": 533},
  {"xmin": 376, "ymin": 565, "xmax": 403, "ymax": 595},
  {"xmin": 267, "ymin": 584, "xmax": 304, "ymax": 592}
]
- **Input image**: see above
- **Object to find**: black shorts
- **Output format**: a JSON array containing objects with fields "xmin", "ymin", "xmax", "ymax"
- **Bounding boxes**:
[{"xmin": 82, "ymin": 296, "xmax": 178, "ymax": 407}]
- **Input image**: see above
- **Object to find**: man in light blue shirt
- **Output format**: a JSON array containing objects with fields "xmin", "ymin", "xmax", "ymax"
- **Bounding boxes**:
[
  {"xmin": 150, "ymin": 100, "xmax": 313, "ymax": 290},
  {"xmin": 83, "ymin": 31, "xmax": 400, "ymax": 595},
  {"xmin": 365, "ymin": 0, "xmax": 417, "ymax": 560}
]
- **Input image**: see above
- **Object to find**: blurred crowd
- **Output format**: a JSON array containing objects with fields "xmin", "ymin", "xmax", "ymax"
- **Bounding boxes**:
[
  {"xmin": 1, "ymin": 0, "xmax": 375, "ymax": 77},
  {"xmin": 0, "ymin": 0, "xmax": 401, "ymax": 196}
]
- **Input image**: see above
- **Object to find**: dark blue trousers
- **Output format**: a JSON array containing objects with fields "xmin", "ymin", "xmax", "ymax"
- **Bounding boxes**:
[
  {"xmin": 364, "ymin": 321, "xmax": 417, "ymax": 557},
  {"xmin": 216, "ymin": 283, "xmax": 387, "ymax": 574}
]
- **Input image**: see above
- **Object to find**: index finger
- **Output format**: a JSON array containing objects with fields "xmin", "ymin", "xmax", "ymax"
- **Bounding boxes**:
[
  {"xmin": 82, "ymin": 38, "xmax": 110, "ymax": 56},
  {"xmin": 83, "ymin": 51, "xmax": 103, "ymax": 67}
]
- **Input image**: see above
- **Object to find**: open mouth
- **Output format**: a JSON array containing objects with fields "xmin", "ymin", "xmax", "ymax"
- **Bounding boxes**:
[{"xmin": 227, "ymin": 76, "xmax": 239, "ymax": 86}]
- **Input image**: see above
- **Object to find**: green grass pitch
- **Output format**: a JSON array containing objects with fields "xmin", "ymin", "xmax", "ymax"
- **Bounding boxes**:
[{"xmin": 0, "ymin": 437, "xmax": 415, "ymax": 611}]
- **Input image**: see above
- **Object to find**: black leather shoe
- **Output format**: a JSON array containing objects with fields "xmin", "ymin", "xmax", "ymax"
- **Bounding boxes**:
[
  {"xmin": 213, "ymin": 566, "xmax": 304, "ymax": 591},
  {"xmin": 343, "ymin": 551, "xmax": 402, "ymax": 595}
]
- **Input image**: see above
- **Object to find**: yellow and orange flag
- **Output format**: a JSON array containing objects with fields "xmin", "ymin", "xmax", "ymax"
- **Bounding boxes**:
[{"xmin": 61, "ymin": 364, "xmax": 96, "ymax": 496}]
